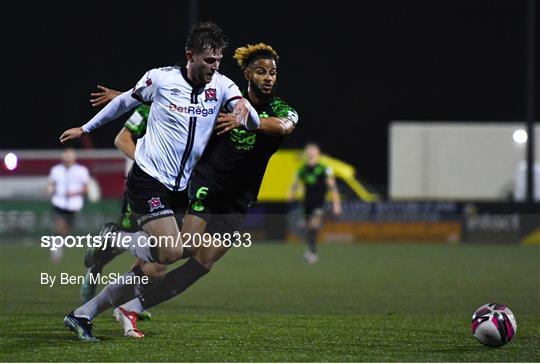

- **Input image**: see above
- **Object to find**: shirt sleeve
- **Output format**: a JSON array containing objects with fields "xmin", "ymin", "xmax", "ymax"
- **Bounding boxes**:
[
  {"xmin": 219, "ymin": 75, "xmax": 243, "ymax": 112},
  {"xmin": 132, "ymin": 68, "xmax": 161, "ymax": 103},
  {"xmin": 216, "ymin": 74, "xmax": 260, "ymax": 130},
  {"xmin": 273, "ymin": 99, "xmax": 299, "ymax": 126},
  {"xmin": 81, "ymin": 91, "xmax": 141, "ymax": 133}
]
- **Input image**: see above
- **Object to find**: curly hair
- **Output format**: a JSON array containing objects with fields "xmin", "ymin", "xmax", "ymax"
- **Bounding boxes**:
[
  {"xmin": 233, "ymin": 43, "xmax": 279, "ymax": 69},
  {"xmin": 185, "ymin": 21, "xmax": 229, "ymax": 54}
]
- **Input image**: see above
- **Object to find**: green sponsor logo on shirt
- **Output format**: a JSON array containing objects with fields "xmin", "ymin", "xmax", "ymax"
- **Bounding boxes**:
[
  {"xmin": 301, "ymin": 164, "xmax": 326, "ymax": 185},
  {"xmin": 230, "ymin": 129, "xmax": 257, "ymax": 151},
  {"xmin": 305, "ymin": 174, "xmax": 317, "ymax": 185}
]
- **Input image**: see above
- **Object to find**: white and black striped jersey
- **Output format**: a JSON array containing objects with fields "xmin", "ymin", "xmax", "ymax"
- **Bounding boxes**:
[{"xmin": 131, "ymin": 66, "xmax": 242, "ymax": 191}]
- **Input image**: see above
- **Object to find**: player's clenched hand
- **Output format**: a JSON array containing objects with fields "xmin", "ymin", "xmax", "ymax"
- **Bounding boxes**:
[
  {"xmin": 90, "ymin": 85, "xmax": 121, "ymax": 107},
  {"xmin": 215, "ymin": 113, "xmax": 241, "ymax": 135},
  {"xmin": 59, "ymin": 127, "xmax": 85, "ymax": 144}
]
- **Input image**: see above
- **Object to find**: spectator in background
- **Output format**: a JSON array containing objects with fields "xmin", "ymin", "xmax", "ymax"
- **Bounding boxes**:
[
  {"xmin": 513, "ymin": 160, "xmax": 540, "ymax": 202},
  {"xmin": 288, "ymin": 143, "xmax": 341, "ymax": 264},
  {"xmin": 47, "ymin": 148, "xmax": 89, "ymax": 263}
]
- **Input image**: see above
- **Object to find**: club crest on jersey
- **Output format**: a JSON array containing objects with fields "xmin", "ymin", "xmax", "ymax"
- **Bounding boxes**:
[
  {"xmin": 204, "ymin": 88, "xmax": 217, "ymax": 102},
  {"xmin": 148, "ymin": 197, "xmax": 164, "ymax": 212}
]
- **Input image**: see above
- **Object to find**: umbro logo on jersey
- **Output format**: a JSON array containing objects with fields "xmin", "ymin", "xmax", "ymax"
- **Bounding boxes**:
[
  {"xmin": 170, "ymin": 88, "xmax": 182, "ymax": 96},
  {"xmin": 204, "ymin": 88, "xmax": 217, "ymax": 102}
]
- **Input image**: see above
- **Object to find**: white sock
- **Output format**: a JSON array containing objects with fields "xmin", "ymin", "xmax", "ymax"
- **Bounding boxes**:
[
  {"xmin": 73, "ymin": 271, "xmax": 139, "ymax": 320},
  {"xmin": 116, "ymin": 231, "xmax": 155, "ymax": 263},
  {"xmin": 120, "ymin": 297, "xmax": 144, "ymax": 314}
]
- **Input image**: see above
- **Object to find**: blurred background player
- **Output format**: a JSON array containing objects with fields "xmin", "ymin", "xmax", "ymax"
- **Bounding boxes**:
[
  {"xmin": 47, "ymin": 148, "xmax": 89, "ymax": 263},
  {"xmin": 289, "ymin": 143, "xmax": 341, "ymax": 264}
]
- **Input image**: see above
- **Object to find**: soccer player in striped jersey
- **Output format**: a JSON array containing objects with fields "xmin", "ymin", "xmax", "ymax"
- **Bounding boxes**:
[
  {"xmin": 61, "ymin": 21, "xmax": 260, "ymax": 341},
  {"xmin": 289, "ymin": 143, "xmax": 342, "ymax": 264}
]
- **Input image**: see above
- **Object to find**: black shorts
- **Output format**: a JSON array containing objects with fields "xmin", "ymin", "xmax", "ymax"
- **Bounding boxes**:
[
  {"xmin": 126, "ymin": 163, "xmax": 189, "ymax": 227},
  {"xmin": 186, "ymin": 174, "xmax": 249, "ymax": 235},
  {"xmin": 52, "ymin": 206, "xmax": 76, "ymax": 227}
]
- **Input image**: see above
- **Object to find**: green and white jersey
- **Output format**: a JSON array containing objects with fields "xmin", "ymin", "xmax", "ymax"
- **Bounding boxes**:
[
  {"xmin": 124, "ymin": 104, "xmax": 150, "ymax": 139},
  {"xmin": 123, "ymin": 104, "xmax": 149, "ymax": 175}
]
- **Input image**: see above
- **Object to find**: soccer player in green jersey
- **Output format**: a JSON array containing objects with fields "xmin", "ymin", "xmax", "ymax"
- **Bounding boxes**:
[{"xmin": 289, "ymin": 143, "xmax": 342, "ymax": 264}]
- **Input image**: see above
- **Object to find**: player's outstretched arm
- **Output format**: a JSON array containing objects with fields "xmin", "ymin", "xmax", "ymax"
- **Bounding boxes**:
[
  {"xmin": 258, "ymin": 102, "xmax": 298, "ymax": 136},
  {"xmin": 217, "ymin": 116, "xmax": 291, "ymax": 136},
  {"xmin": 89, "ymin": 85, "xmax": 137, "ymax": 159},
  {"xmin": 257, "ymin": 117, "xmax": 294, "ymax": 136},
  {"xmin": 59, "ymin": 91, "xmax": 141, "ymax": 144}
]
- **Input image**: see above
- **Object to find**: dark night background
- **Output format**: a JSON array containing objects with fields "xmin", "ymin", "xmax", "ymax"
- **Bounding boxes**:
[{"xmin": 5, "ymin": 0, "xmax": 539, "ymax": 191}]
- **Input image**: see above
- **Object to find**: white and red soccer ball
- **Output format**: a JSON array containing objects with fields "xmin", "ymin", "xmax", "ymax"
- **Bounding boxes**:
[{"xmin": 471, "ymin": 303, "xmax": 517, "ymax": 347}]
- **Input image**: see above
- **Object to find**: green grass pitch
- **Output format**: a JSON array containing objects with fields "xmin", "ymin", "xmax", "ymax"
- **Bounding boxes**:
[{"xmin": 0, "ymin": 241, "xmax": 539, "ymax": 362}]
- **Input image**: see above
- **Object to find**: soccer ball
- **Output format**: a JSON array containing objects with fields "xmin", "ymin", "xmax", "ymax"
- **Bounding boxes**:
[{"xmin": 471, "ymin": 303, "xmax": 517, "ymax": 347}]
